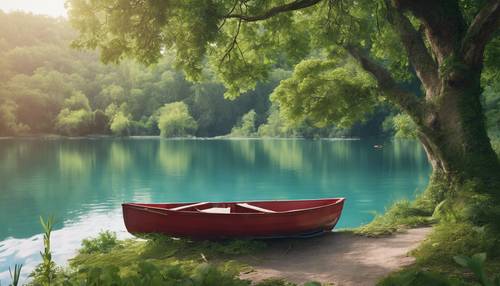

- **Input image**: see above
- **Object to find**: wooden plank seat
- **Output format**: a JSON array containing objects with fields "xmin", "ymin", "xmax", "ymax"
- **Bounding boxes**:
[
  {"xmin": 236, "ymin": 203, "xmax": 275, "ymax": 213},
  {"xmin": 170, "ymin": 202, "xmax": 209, "ymax": 211},
  {"xmin": 200, "ymin": 207, "xmax": 231, "ymax": 214}
]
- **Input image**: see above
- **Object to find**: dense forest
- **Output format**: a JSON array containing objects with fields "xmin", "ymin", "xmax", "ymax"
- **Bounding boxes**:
[{"xmin": 0, "ymin": 11, "xmax": 449, "ymax": 139}]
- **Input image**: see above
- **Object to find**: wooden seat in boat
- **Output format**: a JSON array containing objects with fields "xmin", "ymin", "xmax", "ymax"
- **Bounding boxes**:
[
  {"xmin": 237, "ymin": 203, "xmax": 275, "ymax": 213},
  {"xmin": 170, "ymin": 202, "xmax": 209, "ymax": 211},
  {"xmin": 200, "ymin": 207, "xmax": 231, "ymax": 214}
]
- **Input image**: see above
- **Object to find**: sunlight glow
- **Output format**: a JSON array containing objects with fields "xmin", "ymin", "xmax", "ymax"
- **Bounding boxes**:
[{"xmin": 0, "ymin": 0, "xmax": 67, "ymax": 18}]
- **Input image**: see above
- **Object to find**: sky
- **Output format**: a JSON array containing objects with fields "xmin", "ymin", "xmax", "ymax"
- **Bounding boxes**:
[{"xmin": 0, "ymin": 0, "xmax": 67, "ymax": 18}]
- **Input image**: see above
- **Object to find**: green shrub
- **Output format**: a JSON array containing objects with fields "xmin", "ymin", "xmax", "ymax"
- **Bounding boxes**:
[
  {"xmin": 0, "ymin": 100, "xmax": 30, "ymax": 135},
  {"xmin": 109, "ymin": 111, "xmax": 130, "ymax": 136},
  {"xmin": 79, "ymin": 231, "xmax": 122, "ymax": 254},
  {"xmin": 55, "ymin": 108, "xmax": 93, "ymax": 136},
  {"xmin": 412, "ymin": 222, "xmax": 498, "ymax": 269},
  {"xmin": 231, "ymin": 110, "xmax": 257, "ymax": 137},
  {"xmin": 355, "ymin": 200, "xmax": 433, "ymax": 237},
  {"xmin": 157, "ymin": 102, "xmax": 197, "ymax": 137},
  {"xmin": 255, "ymin": 278, "xmax": 297, "ymax": 286},
  {"xmin": 191, "ymin": 263, "xmax": 248, "ymax": 286},
  {"xmin": 392, "ymin": 114, "xmax": 417, "ymax": 139},
  {"xmin": 378, "ymin": 268, "xmax": 459, "ymax": 286},
  {"xmin": 454, "ymin": 253, "xmax": 500, "ymax": 286}
]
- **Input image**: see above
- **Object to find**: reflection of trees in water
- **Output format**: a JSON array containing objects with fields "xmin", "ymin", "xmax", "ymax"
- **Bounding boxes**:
[
  {"xmin": 58, "ymin": 147, "xmax": 93, "ymax": 176},
  {"xmin": 228, "ymin": 139, "xmax": 256, "ymax": 164},
  {"xmin": 157, "ymin": 140, "xmax": 192, "ymax": 176},
  {"xmin": 0, "ymin": 140, "xmax": 100, "ymax": 239},
  {"xmin": 107, "ymin": 141, "xmax": 132, "ymax": 172},
  {"xmin": 258, "ymin": 139, "xmax": 308, "ymax": 172},
  {"xmin": 390, "ymin": 140, "xmax": 426, "ymax": 164}
]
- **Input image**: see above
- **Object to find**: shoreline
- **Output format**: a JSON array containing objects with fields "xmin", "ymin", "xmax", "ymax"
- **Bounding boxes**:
[{"xmin": 0, "ymin": 135, "xmax": 374, "ymax": 141}]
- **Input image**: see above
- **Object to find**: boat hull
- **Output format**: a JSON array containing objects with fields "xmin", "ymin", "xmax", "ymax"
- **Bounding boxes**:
[{"xmin": 122, "ymin": 198, "xmax": 344, "ymax": 239}]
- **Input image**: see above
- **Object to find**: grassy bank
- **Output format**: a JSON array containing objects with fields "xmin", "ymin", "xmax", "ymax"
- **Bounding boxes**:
[
  {"xmin": 354, "ymin": 140, "xmax": 500, "ymax": 286},
  {"xmin": 19, "ymin": 228, "xmax": 320, "ymax": 286}
]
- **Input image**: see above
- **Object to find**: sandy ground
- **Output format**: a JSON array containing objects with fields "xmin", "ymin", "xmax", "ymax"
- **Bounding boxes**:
[{"xmin": 239, "ymin": 228, "xmax": 432, "ymax": 286}]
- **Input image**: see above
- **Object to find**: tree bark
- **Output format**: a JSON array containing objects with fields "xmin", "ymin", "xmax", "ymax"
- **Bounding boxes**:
[
  {"xmin": 421, "ymin": 74, "xmax": 499, "ymax": 178},
  {"xmin": 383, "ymin": 1, "xmax": 500, "ymax": 194}
]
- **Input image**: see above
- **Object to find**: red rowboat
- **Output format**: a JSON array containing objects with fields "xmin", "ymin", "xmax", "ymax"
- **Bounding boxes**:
[{"xmin": 122, "ymin": 198, "xmax": 345, "ymax": 239}]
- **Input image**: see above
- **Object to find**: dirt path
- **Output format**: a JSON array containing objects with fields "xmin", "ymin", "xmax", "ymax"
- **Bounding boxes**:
[{"xmin": 239, "ymin": 228, "xmax": 431, "ymax": 286}]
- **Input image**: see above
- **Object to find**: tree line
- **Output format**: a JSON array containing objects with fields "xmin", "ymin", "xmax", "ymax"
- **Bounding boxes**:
[{"xmin": 0, "ymin": 11, "xmax": 433, "ymax": 139}]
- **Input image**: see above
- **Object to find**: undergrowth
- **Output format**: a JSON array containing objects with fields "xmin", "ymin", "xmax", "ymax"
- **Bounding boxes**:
[
  {"xmin": 371, "ymin": 168, "xmax": 500, "ymax": 285},
  {"xmin": 18, "ymin": 229, "xmax": 321, "ymax": 285},
  {"xmin": 491, "ymin": 137, "xmax": 500, "ymax": 157},
  {"xmin": 354, "ymin": 172, "xmax": 446, "ymax": 237}
]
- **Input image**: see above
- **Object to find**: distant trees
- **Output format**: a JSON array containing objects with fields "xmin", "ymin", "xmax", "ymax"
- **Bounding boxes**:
[
  {"xmin": 157, "ymin": 102, "xmax": 197, "ymax": 138},
  {"xmin": 55, "ymin": 92, "xmax": 93, "ymax": 136},
  {"xmin": 2, "ymin": 11, "xmax": 499, "ymax": 143},
  {"xmin": 230, "ymin": 110, "xmax": 257, "ymax": 137},
  {"xmin": 0, "ymin": 12, "xmax": 279, "ymax": 137},
  {"xmin": 257, "ymin": 107, "xmax": 287, "ymax": 137},
  {"xmin": 110, "ymin": 112, "xmax": 131, "ymax": 136},
  {"xmin": 0, "ymin": 100, "xmax": 29, "ymax": 135}
]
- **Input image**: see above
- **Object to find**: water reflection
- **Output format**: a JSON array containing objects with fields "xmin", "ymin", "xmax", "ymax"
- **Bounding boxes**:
[{"xmin": 0, "ymin": 138, "xmax": 431, "ymax": 284}]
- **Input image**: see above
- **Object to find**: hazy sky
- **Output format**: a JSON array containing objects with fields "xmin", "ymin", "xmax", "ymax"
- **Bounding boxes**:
[{"xmin": 0, "ymin": 0, "xmax": 67, "ymax": 18}]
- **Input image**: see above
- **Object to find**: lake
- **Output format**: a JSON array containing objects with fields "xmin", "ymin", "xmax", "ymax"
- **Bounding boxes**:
[{"xmin": 0, "ymin": 138, "xmax": 430, "ymax": 282}]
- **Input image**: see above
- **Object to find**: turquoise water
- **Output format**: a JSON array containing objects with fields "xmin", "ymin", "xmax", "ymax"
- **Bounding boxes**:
[{"xmin": 0, "ymin": 138, "xmax": 430, "ymax": 282}]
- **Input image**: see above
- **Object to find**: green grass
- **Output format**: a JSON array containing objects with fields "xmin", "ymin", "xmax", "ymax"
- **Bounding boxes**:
[
  {"xmin": 378, "ymin": 222, "xmax": 500, "ymax": 285},
  {"xmin": 350, "ymin": 165, "xmax": 500, "ymax": 285},
  {"xmin": 25, "ymin": 231, "xmax": 265, "ymax": 285},
  {"xmin": 354, "ymin": 171, "xmax": 448, "ymax": 237},
  {"xmin": 37, "ymin": 232, "xmax": 323, "ymax": 285},
  {"xmin": 354, "ymin": 200, "xmax": 434, "ymax": 237},
  {"xmin": 371, "ymin": 168, "xmax": 500, "ymax": 285}
]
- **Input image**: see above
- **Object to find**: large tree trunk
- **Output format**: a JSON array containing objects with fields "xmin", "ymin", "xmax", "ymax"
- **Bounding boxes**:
[
  {"xmin": 347, "ymin": 1, "xmax": 500, "ymax": 224},
  {"xmin": 417, "ymin": 70, "xmax": 500, "ymax": 186},
  {"xmin": 414, "ymin": 67, "xmax": 500, "ymax": 227}
]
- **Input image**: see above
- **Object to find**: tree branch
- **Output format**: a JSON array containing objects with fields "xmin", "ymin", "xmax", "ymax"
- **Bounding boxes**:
[
  {"xmin": 346, "ymin": 44, "xmax": 426, "ymax": 119},
  {"xmin": 385, "ymin": 2, "xmax": 439, "ymax": 96},
  {"xmin": 224, "ymin": 0, "xmax": 323, "ymax": 22},
  {"xmin": 462, "ymin": 0, "xmax": 500, "ymax": 67},
  {"xmin": 394, "ymin": 0, "xmax": 466, "ymax": 64}
]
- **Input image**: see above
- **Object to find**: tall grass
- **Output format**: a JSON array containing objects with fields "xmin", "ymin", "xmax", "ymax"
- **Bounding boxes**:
[
  {"xmin": 29, "ymin": 216, "xmax": 57, "ymax": 286},
  {"xmin": 8, "ymin": 264, "xmax": 22, "ymax": 286}
]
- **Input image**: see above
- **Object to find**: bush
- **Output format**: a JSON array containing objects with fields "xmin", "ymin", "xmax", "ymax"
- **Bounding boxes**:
[
  {"xmin": 55, "ymin": 108, "xmax": 93, "ymax": 136},
  {"xmin": 54, "ymin": 92, "xmax": 94, "ymax": 136},
  {"xmin": 378, "ymin": 269, "xmax": 459, "ymax": 286},
  {"xmin": 157, "ymin": 102, "xmax": 197, "ymax": 137},
  {"xmin": 355, "ymin": 200, "xmax": 433, "ymax": 237},
  {"xmin": 393, "ymin": 113, "xmax": 418, "ymax": 139},
  {"xmin": 231, "ymin": 110, "xmax": 257, "ymax": 137},
  {"xmin": 79, "ymin": 231, "xmax": 122, "ymax": 254},
  {"xmin": 110, "ymin": 111, "xmax": 130, "ymax": 136},
  {"xmin": 0, "ymin": 100, "xmax": 30, "ymax": 135}
]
